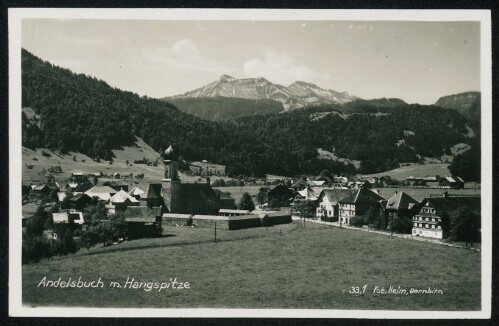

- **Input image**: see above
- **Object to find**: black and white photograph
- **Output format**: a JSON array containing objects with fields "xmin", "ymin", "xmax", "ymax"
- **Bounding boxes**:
[{"xmin": 8, "ymin": 8, "xmax": 492, "ymax": 318}]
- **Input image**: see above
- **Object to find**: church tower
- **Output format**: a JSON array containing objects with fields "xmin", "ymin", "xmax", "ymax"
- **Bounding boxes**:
[{"xmin": 162, "ymin": 145, "xmax": 181, "ymax": 213}]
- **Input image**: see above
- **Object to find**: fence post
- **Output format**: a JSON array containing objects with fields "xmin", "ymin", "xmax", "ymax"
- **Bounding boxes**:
[{"xmin": 214, "ymin": 221, "xmax": 217, "ymax": 243}]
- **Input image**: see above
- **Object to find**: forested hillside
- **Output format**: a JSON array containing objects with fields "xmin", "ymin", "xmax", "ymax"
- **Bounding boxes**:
[
  {"xmin": 22, "ymin": 49, "xmax": 473, "ymax": 177},
  {"xmin": 166, "ymin": 97, "xmax": 284, "ymax": 121},
  {"xmin": 435, "ymin": 91, "xmax": 480, "ymax": 128}
]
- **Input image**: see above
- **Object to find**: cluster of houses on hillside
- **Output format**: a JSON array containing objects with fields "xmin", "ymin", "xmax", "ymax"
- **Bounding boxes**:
[
  {"xmin": 265, "ymin": 175, "xmax": 478, "ymax": 240},
  {"xmin": 24, "ymin": 145, "xmax": 292, "ymax": 239}
]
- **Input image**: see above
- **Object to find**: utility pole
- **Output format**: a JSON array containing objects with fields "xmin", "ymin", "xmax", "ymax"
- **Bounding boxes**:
[{"xmin": 214, "ymin": 221, "xmax": 217, "ymax": 243}]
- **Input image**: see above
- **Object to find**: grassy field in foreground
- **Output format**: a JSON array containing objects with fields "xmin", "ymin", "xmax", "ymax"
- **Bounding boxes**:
[{"xmin": 22, "ymin": 222, "xmax": 481, "ymax": 310}]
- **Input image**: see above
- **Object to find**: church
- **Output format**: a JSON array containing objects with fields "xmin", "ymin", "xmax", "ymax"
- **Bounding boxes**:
[{"xmin": 145, "ymin": 145, "xmax": 221, "ymax": 215}]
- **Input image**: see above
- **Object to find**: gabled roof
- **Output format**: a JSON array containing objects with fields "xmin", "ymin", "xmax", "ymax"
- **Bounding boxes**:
[
  {"xmin": 339, "ymin": 188, "xmax": 385, "ymax": 204},
  {"xmin": 443, "ymin": 176, "xmax": 465, "ymax": 183},
  {"xmin": 422, "ymin": 196, "xmax": 480, "ymax": 214},
  {"xmin": 213, "ymin": 189, "xmax": 234, "ymax": 200},
  {"xmin": 57, "ymin": 192, "xmax": 67, "ymax": 202},
  {"xmin": 111, "ymin": 189, "xmax": 140, "ymax": 204},
  {"xmin": 45, "ymin": 182, "xmax": 60, "ymax": 190},
  {"xmin": 292, "ymin": 179, "xmax": 314, "ymax": 188},
  {"xmin": 318, "ymin": 189, "xmax": 356, "ymax": 204},
  {"xmin": 75, "ymin": 182, "xmax": 95, "ymax": 193},
  {"xmin": 386, "ymin": 192, "xmax": 419, "ymax": 211},
  {"xmin": 70, "ymin": 193, "xmax": 91, "ymax": 202},
  {"xmin": 129, "ymin": 186, "xmax": 145, "ymax": 197},
  {"xmin": 143, "ymin": 184, "xmax": 162, "ymax": 199},
  {"xmin": 297, "ymin": 186, "xmax": 318, "ymax": 200},
  {"xmin": 84, "ymin": 186, "xmax": 117, "ymax": 201}
]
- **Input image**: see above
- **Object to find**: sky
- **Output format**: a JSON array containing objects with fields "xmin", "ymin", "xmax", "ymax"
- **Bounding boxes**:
[{"xmin": 22, "ymin": 19, "xmax": 480, "ymax": 104}]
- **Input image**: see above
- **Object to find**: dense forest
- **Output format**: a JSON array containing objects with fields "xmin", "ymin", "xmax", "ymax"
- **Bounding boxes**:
[
  {"xmin": 166, "ymin": 97, "xmax": 284, "ymax": 121},
  {"xmin": 22, "ymin": 49, "xmax": 477, "ymax": 178}
]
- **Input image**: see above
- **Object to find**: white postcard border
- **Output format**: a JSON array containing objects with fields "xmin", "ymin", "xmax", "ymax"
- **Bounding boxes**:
[{"xmin": 8, "ymin": 8, "xmax": 492, "ymax": 319}]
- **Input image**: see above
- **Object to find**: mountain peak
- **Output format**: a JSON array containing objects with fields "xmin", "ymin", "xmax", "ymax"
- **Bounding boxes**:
[
  {"xmin": 219, "ymin": 74, "xmax": 236, "ymax": 82},
  {"xmin": 173, "ymin": 75, "xmax": 359, "ymax": 110}
]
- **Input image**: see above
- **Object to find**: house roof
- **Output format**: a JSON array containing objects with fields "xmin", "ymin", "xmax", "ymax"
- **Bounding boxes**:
[
  {"xmin": 71, "ymin": 171, "xmax": 88, "ymax": 176},
  {"xmin": 219, "ymin": 209, "xmax": 250, "ymax": 214},
  {"xmin": 213, "ymin": 189, "xmax": 234, "ymax": 200},
  {"xmin": 339, "ymin": 188, "xmax": 385, "ymax": 204},
  {"xmin": 52, "ymin": 212, "xmax": 69, "ymax": 223},
  {"xmin": 319, "ymin": 189, "xmax": 356, "ymax": 204},
  {"xmin": 297, "ymin": 187, "xmax": 318, "ymax": 200},
  {"xmin": 57, "ymin": 192, "xmax": 67, "ymax": 202},
  {"xmin": 33, "ymin": 185, "xmax": 47, "ymax": 191},
  {"xmin": 423, "ymin": 196, "xmax": 480, "ymax": 214},
  {"xmin": 143, "ymin": 184, "xmax": 162, "ymax": 199},
  {"xmin": 66, "ymin": 183, "xmax": 78, "ymax": 189},
  {"xmin": 111, "ymin": 189, "xmax": 140, "ymax": 204},
  {"xmin": 84, "ymin": 186, "xmax": 117, "ymax": 201},
  {"xmin": 443, "ymin": 176, "xmax": 465, "ymax": 183},
  {"xmin": 70, "ymin": 193, "xmax": 91, "ymax": 202},
  {"xmin": 386, "ymin": 192, "xmax": 419, "ymax": 211},
  {"xmin": 129, "ymin": 186, "xmax": 145, "ymax": 197},
  {"xmin": 68, "ymin": 211, "xmax": 84, "ymax": 224},
  {"xmin": 292, "ymin": 179, "xmax": 314, "ymax": 188},
  {"xmin": 75, "ymin": 182, "xmax": 95, "ymax": 193}
]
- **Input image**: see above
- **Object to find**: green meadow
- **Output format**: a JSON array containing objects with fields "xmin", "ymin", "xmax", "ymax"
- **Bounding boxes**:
[{"xmin": 22, "ymin": 222, "xmax": 481, "ymax": 310}]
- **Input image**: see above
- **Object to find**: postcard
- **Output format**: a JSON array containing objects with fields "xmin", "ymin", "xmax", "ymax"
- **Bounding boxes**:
[{"xmin": 9, "ymin": 8, "xmax": 492, "ymax": 318}]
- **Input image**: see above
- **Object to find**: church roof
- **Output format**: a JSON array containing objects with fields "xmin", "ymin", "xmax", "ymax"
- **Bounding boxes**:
[
  {"xmin": 178, "ymin": 183, "xmax": 219, "ymax": 203},
  {"xmin": 163, "ymin": 144, "xmax": 179, "ymax": 161}
]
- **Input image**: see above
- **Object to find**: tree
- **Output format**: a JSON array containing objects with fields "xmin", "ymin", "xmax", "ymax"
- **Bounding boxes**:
[
  {"xmin": 294, "ymin": 200, "xmax": 316, "ymax": 218},
  {"xmin": 256, "ymin": 187, "xmax": 269, "ymax": 205},
  {"xmin": 364, "ymin": 206, "xmax": 380, "ymax": 231},
  {"xmin": 238, "ymin": 192, "xmax": 255, "ymax": 211},
  {"xmin": 449, "ymin": 142, "xmax": 480, "ymax": 182},
  {"xmin": 389, "ymin": 216, "xmax": 412, "ymax": 234},
  {"xmin": 449, "ymin": 206, "xmax": 480, "ymax": 247},
  {"xmin": 80, "ymin": 226, "xmax": 101, "ymax": 250}
]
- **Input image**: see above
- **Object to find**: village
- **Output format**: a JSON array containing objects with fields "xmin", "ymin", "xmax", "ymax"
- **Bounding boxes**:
[{"xmin": 21, "ymin": 143, "xmax": 481, "ymax": 264}]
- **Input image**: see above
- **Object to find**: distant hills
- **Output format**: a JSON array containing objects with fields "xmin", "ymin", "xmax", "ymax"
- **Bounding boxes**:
[
  {"xmin": 434, "ymin": 91, "xmax": 480, "ymax": 127},
  {"xmin": 21, "ymin": 49, "xmax": 477, "ymax": 177},
  {"xmin": 168, "ymin": 74, "xmax": 358, "ymax": 110}
]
